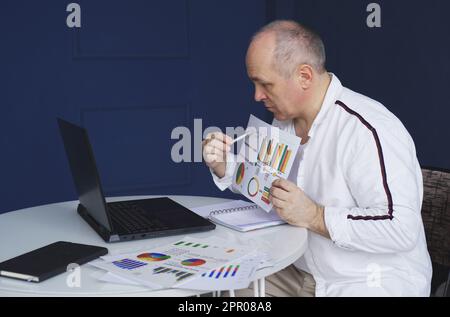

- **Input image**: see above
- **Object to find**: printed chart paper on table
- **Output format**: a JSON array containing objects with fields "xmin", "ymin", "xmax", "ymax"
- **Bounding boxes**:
[
  {"xmin": 232, "ymin": 115, "xmax": 301, "ymax": 212},
  {"xmin": 89, "ymin": 237, "xmax": 258, "ymax": 290}
]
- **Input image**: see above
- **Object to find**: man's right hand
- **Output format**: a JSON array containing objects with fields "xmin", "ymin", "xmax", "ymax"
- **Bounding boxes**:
[{"xmin": 202, "ymin": 132, "xmax": 232, "ymax": 179}]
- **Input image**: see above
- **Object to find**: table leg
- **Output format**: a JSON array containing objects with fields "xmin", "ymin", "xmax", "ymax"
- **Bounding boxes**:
[
  {"xmin": 253, "ymin": 279, "xmax": 259, "ymax": 297},
  {"xmin": 259, "ymin": 278, "xmax": 266, "ymax": 297}
]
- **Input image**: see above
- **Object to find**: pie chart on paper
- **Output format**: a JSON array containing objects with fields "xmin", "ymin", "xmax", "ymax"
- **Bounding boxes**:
[
  {"xmin": 247, "ymin": 177, "xmax": 260, "ymax": 197},
  {"xmin": 181, "ymin": 258, "xmax": 206, "ymax": 266},
  {"xmin": 137, "ymin": 253, "xmax": 171, "ymax": 262},
  {"xmin": 235, "ymin": 163, "xmax": 245, "ymax": 185}
]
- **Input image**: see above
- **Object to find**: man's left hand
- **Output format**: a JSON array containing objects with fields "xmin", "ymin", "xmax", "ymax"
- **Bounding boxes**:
[{"xmin": 270, "ymin": 179, "xmax": 330, "ymax": 238}]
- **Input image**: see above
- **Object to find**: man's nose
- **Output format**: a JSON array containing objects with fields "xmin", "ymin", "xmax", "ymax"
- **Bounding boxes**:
[{"xmin": 254, "ymin": 86, "xmax": 267, "ymax": 102}]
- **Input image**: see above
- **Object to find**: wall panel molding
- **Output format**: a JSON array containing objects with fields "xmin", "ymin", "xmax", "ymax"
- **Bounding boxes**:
[{"xmin": 72, "ymin": 0, "xmax": 191, "ymax": 60}]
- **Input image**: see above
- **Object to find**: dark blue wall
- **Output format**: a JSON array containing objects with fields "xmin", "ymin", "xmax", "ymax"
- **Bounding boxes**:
[
  {"xmin": 1, "ymin": 1, "xmax": 449, "ymax": 214},
  {"xmin": 273, "ymin": 0, "xmax": 450, "ymax": 172}
]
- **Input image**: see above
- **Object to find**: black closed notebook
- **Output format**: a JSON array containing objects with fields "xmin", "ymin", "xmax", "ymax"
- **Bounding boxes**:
[{"xmin": 0, "ymin": 241, "xmax": 108, "ymax": 283}]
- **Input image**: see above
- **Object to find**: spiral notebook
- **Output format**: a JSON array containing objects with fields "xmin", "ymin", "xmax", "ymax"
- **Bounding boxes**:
[{"xmin": 191, "ymin": 200, "xmax": 285, "ymax": 232}]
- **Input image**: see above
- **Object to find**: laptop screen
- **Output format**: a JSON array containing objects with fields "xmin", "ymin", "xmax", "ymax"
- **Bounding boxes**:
[{"xmin": 57, "ymin": 118, "xmax": 112, "ymax": 231}]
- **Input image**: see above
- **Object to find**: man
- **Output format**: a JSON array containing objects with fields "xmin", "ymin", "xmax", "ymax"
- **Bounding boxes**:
[{"xmin": 202, "ymin": 20, "xmax": 432, "ymax": 296}]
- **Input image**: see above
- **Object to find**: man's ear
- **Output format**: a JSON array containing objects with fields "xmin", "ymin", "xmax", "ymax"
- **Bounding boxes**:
[{"xmin": 296, "ymin": 64, "xmax": 314, "ymax": 90}]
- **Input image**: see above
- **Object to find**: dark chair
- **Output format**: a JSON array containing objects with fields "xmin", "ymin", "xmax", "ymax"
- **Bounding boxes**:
[{"xmin": 421, "ymin": 167, "xmax": 450, "ymax": 296}]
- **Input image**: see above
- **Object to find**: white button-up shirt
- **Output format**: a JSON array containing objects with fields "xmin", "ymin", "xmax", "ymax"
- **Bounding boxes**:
[{"xmin": 211, "ymin": 74, "xmax": 432, "ymax": 296}]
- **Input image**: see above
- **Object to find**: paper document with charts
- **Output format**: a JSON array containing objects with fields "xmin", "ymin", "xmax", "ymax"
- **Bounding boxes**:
[
  {"xmin": 89, "ymin": 236, "xmax": 263, "ymax": 291},
  {"xmin": 232, "ymin": 115, "xmax": 301, "ymax": 212}
]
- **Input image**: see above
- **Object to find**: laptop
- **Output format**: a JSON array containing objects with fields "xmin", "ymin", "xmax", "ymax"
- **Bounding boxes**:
[{"xmin": 57, "ymin": 118, "xmax": 215, "ymax": 243}]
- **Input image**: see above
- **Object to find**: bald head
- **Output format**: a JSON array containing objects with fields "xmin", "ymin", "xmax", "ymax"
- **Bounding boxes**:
[{"xmin": 250, "ymin": 20, "xmax": 326, "ymax": 78}]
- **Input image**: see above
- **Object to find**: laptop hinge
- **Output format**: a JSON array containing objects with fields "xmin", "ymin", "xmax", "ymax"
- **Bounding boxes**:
[{"xmin": 77, "ymin": 204, "xmax": 117, "ymax": 243}]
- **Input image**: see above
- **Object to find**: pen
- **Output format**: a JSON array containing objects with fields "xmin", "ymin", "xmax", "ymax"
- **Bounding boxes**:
[{"xmin": 230, "ymin": 131, "xmax": 255, "ymax": 144}]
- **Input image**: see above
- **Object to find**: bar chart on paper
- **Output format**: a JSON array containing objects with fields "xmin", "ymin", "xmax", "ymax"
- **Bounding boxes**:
[
  {"xmin": 178, "ymin": 253, "xmax": 262, "ymax": 291},
  {"xmin": 153, "ymin": 266, "xmax": 195, "ymax": 282},
  {"xmin": 113, "ymin": 259, "xmax": 147, "ymax": 270},
  {"xmin": 174, "ymin": 241, "xmax": 210, "ymax": 248},
  {"xmin": 201, "ymin": 264, "xmax": 240, "ymax": 279},
  {"xmin": 257, "ymin": 137, "xmax": 293, "ymax": 175}
]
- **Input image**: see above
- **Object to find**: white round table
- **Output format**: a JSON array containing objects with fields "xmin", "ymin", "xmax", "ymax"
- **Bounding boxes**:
[{"xmin": 0, "ymin": 195, "xmax": 308, "ymax": 297}]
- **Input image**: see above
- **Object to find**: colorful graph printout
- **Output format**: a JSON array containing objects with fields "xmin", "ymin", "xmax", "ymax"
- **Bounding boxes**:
[
  {"xmin": 174, "ymin": 241, "xmax": 209, "ymax": 248},
  {"xmin": 232, "ymin": 115, "xmax": 301, "ymax": 212},
  {"xmin": 247, "ymin": 177, "xmax": 259, "ymax": 197},
  {"xmin": 258, "ymin": 137, "xmax": 292, "ymax": 174},
  {"xmin": 137, "ymin": 253, "xmax": 170, "ymax": 262},
  {"xmin": 235, "ymin": 163, "xmax": 245, "ymax": 185},
  {"xmin": 181, "ymin": 259, "xmax": 206, "ymax": 267},
  {"xmin": 261, "ymin": 186, "xmax": 271, "ymax": 205},
  {"xmin": 113, "ymin": 259, "xmax": 147, "ymax": 270},
  {"xmin": 201, "ymin": 265, "xmax": 240, "ymax": 279},
  {"xmin": 153, "ymin": 266, "xmax": 194, "ymax": 282},
  {"xmin": 90, "ymin": 237, "xmax": 257, "ymax": 290}
]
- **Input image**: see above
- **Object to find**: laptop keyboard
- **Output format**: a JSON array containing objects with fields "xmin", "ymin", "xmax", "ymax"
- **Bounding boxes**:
[{"xmin": 108, "ymin": 202, "xmax": 169, "ymax": 234}]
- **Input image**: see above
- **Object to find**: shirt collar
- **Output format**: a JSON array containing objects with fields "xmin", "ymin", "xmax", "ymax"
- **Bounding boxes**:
[{"xmin": 308, "ymin": 73, "xmax": 343, "ymax": 137}]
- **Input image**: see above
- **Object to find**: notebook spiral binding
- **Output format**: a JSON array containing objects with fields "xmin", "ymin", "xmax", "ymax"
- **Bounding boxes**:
[{"xmin": 210, "ymin": 204, "xmax": 258, "ymax": 216}]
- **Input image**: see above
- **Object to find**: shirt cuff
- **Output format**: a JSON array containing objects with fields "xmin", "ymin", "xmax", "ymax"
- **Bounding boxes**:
[
  {"xmin": 210, "ymin": 157, "xmax": 236, "ymax": 191},
  {"xmin": 323, "ymin": 206, "xmax": 354, "ymax": 250}
]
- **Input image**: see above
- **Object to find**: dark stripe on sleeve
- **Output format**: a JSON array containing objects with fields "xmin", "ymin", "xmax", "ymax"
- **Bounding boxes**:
[{"xmin": 335, "ymin": 100, "xmax": 394, "ymax": 221}]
